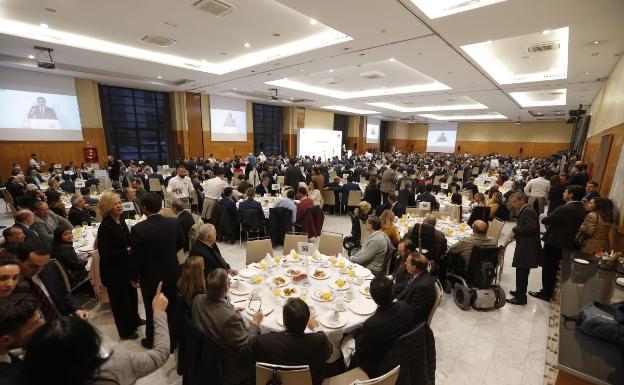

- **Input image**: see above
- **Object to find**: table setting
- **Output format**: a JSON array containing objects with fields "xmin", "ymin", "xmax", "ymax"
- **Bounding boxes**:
[{"xmin": 395, "ymin": 213, "xmax": 473, "ymax": 246}]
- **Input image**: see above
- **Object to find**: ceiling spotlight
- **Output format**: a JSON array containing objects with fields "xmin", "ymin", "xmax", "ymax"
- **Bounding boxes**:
[
  {"xmin": 244, "ymin": 42, "xmax": 250, "ymax": 48},
  {"xmin": 310, "ymin": 19, "xmax": 317, "ymax": 25},
  {"xmin": 28, "ymin": 54, "xmax": 35, "ymax": 59},
  {"xmin": 157, "ymin": 75, "xmax": 163, "ymax": 79},
  {"xmin": 542, "ymin": 30, "xmax": 551, "ymax": 35},
  {"xmin": 299, "ymin": 69, "xmax": 304, "ymax": 72},
  {"xmin": 329, "ymin": 69, "xmax": 334, "ymax": 72},
  {"xmin": 593, "ymin": 40, "xmax": 600, "ymax": 45},
  {"xmin": 39, "ymin": 23, "xmax": 48, "ymax": 28},
  {"xmin": 233, "ymin": 88, "xmax": 237, "ymax": 90},
  {"xmin": 389, "ymin": 58, "xmax": 395, "ymax": 62},
  {"xmin": 514, "ymin": 116, "xmax": 521, "ymax": 125},
  {"xmin": 585, "ymin": 71, "xmax": 589, "ymax": 75}
]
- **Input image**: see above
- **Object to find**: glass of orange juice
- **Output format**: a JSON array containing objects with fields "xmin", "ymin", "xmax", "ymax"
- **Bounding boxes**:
[
  {"xmin": 336, "ymin": 278, "xmax": 346, "ymax": 289},
  {"xmin": 321, "ymin": 290, "xmax": 332, "ymax": 302},
  {"xmin": 274, "ymin": 255, "xmax": 281, "ymax": 265},
  {"xmin": 254, "ymin": 274, "xmax": 263, "ymax": 284},
  {"xmin": 259, "ymin": 260, "xmax": 268, "ymax": 270}
]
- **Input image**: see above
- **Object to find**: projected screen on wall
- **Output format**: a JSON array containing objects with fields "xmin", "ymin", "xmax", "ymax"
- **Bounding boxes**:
[
  {"xmin": 298, "ymin": 129, "xmax": 342, "ymax": 160},
  {"xmin": 366, "ymin": 117, "xmax": 380, "ymax": 144},
  {"xmin": 0, "ymin": 68, "xmax": 83, "ymax": 141},
  {"xmin": 426, "ymin": 122, "xmax": 458, "ymax": 153},
  {"xmin": 210, "ymin": 95, "xmax": 247, "ymax": 141}
]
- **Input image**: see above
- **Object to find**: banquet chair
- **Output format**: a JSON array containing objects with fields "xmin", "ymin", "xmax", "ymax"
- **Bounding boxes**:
[
  {"xmin": 427, "ymin": 281, "xmax": 443, "ymax": 327},
  {"xmin": 246, "ymin": 238, "xmax": 273, "ymax": 265},
  {"xmin": 405, "ymin": 207, "xmax": 419, "ymax": 216},
  {"xmin": 347, "ymin": 190, "xmax": 362, "ymax": 209},
  {"xmin": 359, "ymin": 176, "xmax": 368, "ymax": 186},
  {"xmin": 318, "ymin": 232, "xmax": 344, "ymax": 256},
  {"xmin": 321, "ymin": 367, "xmax": 369, "ymax": 385},
  {"xmin": 282, "ymin": 233, "xmax": 308, "ymax": 254},
  {"xmin": 277, "ymin": 175, "xmax": 285, "ymax": 186},
  {"xmin": 148, "ymin": 178, "xmax": 162, "ymax": 193},
  {"xmin": 321, "ymin": 189, "xmax": 337, "ymax": 214},
  {"xmin": 418, "ymin": 202, "xmax": 431, "ymax": 211},
  {"xmin": 240, "ymin": 208, "xmax": 264, "ymax": 243},
  {"xmin": 255, "ymin": 363, "xmax": 312, "ymax": 385},
  {"xmin": 486, "ymin": 217, "xmax": 505, "ymax": 244},
  {"xmin": 359, "ymin": 220, "xmax": 370, "ymax": 244},
  {"xmin": 357, "ymin": 366, "xmax": 400, "ymax": 385}
]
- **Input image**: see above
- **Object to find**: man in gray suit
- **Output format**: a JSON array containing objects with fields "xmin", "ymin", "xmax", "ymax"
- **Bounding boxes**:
[
  {"xmin": 351, "ymin": 216, "xmax": 388, "ymax": 275},
  {"xmin": 447, "ymin": 220, "xmax": 496, "ymax": 266},
  {"xmin": 30, "ymin": 202, "xmax": 71, "ymax": 245},
  {"xmin": 192, "ymin": 269, "xmax": 263, "ymax": 385}
]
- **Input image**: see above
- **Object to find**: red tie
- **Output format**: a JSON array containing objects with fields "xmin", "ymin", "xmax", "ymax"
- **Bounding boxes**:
[{"xmin": 26, "ymin": 277, "xmax": 59, "ymax": 322}]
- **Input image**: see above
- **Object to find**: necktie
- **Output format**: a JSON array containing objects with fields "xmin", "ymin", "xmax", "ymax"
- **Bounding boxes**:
[{"xmin": 26, "ymin": 277, "xmax": 59, "ymax": 322}]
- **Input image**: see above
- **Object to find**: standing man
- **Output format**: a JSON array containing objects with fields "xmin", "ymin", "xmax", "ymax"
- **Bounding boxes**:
[
  {"xmin": 202, "ymin": 168, "xmax": 229, "ymax": 222},
  {"xmin": 166, "ymin": 164, "xmax": 194, "ymax": 209},
  {"xmin": 107, "ymin": 155, "xmax": 121, "ymax": 182},
  {"xmin": 380, "ymin": 164, "xmax": 398, "ymax": 204},
  {"xmin": 507, "ymin": 192, "xmax": 541, "ymax": 305},
  {"xmin": 524, "ymin": 169, "xmax": 550, "ymax": 214},
  {"xmin": 131, "ymin": 193, "xmax": 185, "ymax": 349},
  {"xmin": 530, "ymin": 185, "xmax": 587, "ymax": 302},
  {"xmin": 284, "ymin": 158, "xmax": 304, "ymax": 191}
]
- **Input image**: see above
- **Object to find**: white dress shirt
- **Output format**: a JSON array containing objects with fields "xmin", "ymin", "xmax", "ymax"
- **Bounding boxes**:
[
  {"xmin": 203, "ymin": 177, "xmax": 229, "ymax": 200},
  {"xmin": 524, "ymin": 177, "xmax": 550, "ymax": 198},
  {"xmin": 166, "ymin": 175, "xmax": 194, "ymax": 198}
]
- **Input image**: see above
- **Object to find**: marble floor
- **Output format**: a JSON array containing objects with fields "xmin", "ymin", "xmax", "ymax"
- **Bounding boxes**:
[{"xmin": 0, "ymin": 207, "xmax": 549, "ymax": 385}]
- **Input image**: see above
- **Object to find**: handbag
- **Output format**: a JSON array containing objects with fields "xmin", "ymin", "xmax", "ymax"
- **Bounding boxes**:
[
  {"xmin": 574, "ymin": 231, "xmax": 587, "ymax": 248},
  {"xmin": 562, "ymin": 301, "xmax": 624, "ymax": 345}
]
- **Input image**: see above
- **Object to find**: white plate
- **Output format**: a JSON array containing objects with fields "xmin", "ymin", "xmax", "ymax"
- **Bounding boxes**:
[
  {"xmin": 616, "ymin": 277, "xmax": 624, "ymax": 287},
  {"xmin": 319, "ymin": 312, "xmax": 347, "ymax": 329},
  {"xmin": 270, "ymin": 276, "xmax": 289, "ymax": 287},
  {"xmin": 239, "ymin": 268, "xmax": 258, "ymax": 278},
  {"xmin": 229, "ymin": 282, "xmax": 249, "ymax": 296},
  {"xmin": 288, "ymin": 254, "xmax": 304, "ymax": 263},
  {"xmin": 359, "ymin": 285, "xmax": 371, "ymax": 297},
  {"xmin": 574, "ymin": 258, "xmax": 590, "ymax": 265},
  {"xmin": 329, "ymin": 280, "xmax": 350, "ymax": 291},
  {"xmin": 311, "ymin": 290, "xmax": 335, "ymax": 302},
  {"xmin": 280, "ymin": 286, "xmax": 299, "ymax": 298},
  {"xmin": 354, "ymin": 267, "xmax": 371, "ymax": 278},
  {"xmin": 246, "ymin": 303, "xmax": 273, "ymax": 316},
  {"xmin": 350, "ymin": 299, "xmax": 377, "ymax": 315},
  {"xmin": 310, "ymin": 269, "xmax": 330, "ymax": 280},
  {"xmin": 284, "ymin": 268, "xmax": 303, "ymax": 277}
]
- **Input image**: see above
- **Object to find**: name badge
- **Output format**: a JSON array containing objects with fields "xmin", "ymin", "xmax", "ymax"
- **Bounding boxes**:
[
  {"xmin": 75, "ymin": 180, "xmax": 86, "ymax": 188},
  {"xmin": 122, "ymin": 202, "xmax": 134, "ymax": 212},
  {"xmin": 441, "ymin": 183, "xmax": 448, "ymax": 190}
]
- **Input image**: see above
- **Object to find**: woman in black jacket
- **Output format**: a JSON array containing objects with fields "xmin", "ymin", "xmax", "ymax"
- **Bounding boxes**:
[
  {"xmin": 363, "ymin": 175, "xmax": 382, "ymax": 210},
  {"xmin": 51, "ymin": 225, "xmax": 88, "ymax": 286},
  {"xmin": 96, "ymin": 192, "xmax": 142, "ymax": 339},
  {"xmin": 547, "ymin": 175, "xmax": 566, "ymax": 214}
]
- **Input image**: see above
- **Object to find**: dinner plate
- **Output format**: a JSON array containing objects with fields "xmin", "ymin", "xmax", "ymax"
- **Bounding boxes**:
[
  {"xmin": 329, "ymin": 280, "xmax": 350, "ymax": 291},
  {"xmin": 311, "ymin": 290, "xmax": 335, "ymax": 302},
  {"xmin": 270, "ymin": 276, "xmax": 288, "ymax": 287},
  {"xmin": 310, "ymin": 269, "xmax": 330, "ymax": 280},
  {"xmin": 319, "ymin": 312, "xmax": 347, "ymax": 329},
  {"xmin": 359, "ymin": 285, "xmax": 371, "ymax": 297},
  {"xmin": 239, "ymin": 268, "xmax": 258, "ymax": 278},
  {"xmin": 349, "ymin": 299, "xmax": 377, "ymax": 316},
  {"xmin": 284, "ymin": 268, "xmax": 303, "ymax": 277},
  {"xmin": 246, "ymin": 303, "xmax": 273, "ymax": 316},
  {"xmin": 287, "ymin": 253, "xmax": 303, "ymax": 263},
  {"xmin": 354, "ymin": 267, "xmax": 371, "ymax": 278},
  {"xmin": 229, "ymin": 281, "xmax": 249, "ymax": 296},
  {"xmin": 616, "ymin": 277, "xmax": 624, "ymax": 287},
  {"xmin": 280, "ymin": 286, "xmax": 298, "ymax": 298},
  {"xmin": 573, "ymin": 258, "xmax": 590, "ymax": 265}
]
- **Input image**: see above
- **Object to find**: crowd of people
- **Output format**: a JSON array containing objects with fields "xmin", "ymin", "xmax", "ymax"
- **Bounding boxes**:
[{"xmin": 0, "ymin": 148, "xmax": 618, "ymax": 385}]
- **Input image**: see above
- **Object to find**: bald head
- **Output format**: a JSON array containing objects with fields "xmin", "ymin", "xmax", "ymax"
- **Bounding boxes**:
[
  {"xmin": 15, "ymin": 210, "xmax": 34, "ymax": 225},
  {"xmin": 472, "ymin": 220, "xmax": 488, "ymax": 235},
  {"xmin": 423, "ymin": 214, "xmax": 436, "ymax": 227}
]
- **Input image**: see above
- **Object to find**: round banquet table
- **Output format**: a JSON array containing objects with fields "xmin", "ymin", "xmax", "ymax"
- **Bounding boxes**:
[
  {"xmin": 395, "ymin": 214, "xmax": 473, "ymax": 247},
  {"xmin": 230, "ymin": 253, "xmax": 378, "ymax": 362}
]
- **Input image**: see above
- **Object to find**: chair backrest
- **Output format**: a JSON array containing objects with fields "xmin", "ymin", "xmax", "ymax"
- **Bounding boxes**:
[
  {"xmin": 148, "ymin": 178, "xmax": 162, "ymax": 192},
  {"xmin": 321, "ymin": 189, "xmax": 336, "ymax": 205},
  {"xmin": 359, "ymin": 220, "xmax": 370, "ymax": 244},
  {"xmin": 277, "ymin": 175, "xmax": 285, "ymax": 186},
  {"xmin": 283, "ymin": 233, "xmax": 308, "ymax": 255},
  {"xmin": 450, "ymin": 185, "xmax": 458, "ymax": 194},
  {"xmin": 471, "ymin": 166, "xmax": 480, "ymax": 175},
  {"xmin": 318, "ymin": 232, "xmax": 343, "ymax": 256},
  {"xmin": 357, "ymin": 366, "xmax": 400, "ymax": 385},
  {"xmin": 431, "ymin": 210, "xmax": 446, "ymax": 220},
  {"xmin": 240, "ymin": 208, "xmax": 261, "ymax": 230},
  {"xmin": 246, "ymin": 238, "xmax": 273, "ymax": 264},
  {"xmin": 255, "ymin": 363, "xmax": 312, "ymax": 385},
  {"xmin": 399, "ymin": 180, "xmax": 407, "ymax": 191},
  {"xmin": 455, "ymin": 169, "xmax": 464, "ymax": 180},
  {"xmin": 418, "ymin": 201, "xmax": 431, "ymax": 211},
  {"xmin": 359, "ymin": 176, "xmax": 367, "ymax": 185},
  {"xmin": 427, "ymin": 281, "xmax": 442, "ymax": 326},
  {"xmin": 50, "ymin": 259, "xmax": 71, "ymax": 293},
  {"xmin": 486, "ymin": 217, "xmax": 504, "ymax": 244},
  {"xmin": 467, "ymin": 245, "xmax": 502, "ymax": 287},
  {"xmin": 405, "ymin": 206, "xmax": 419, "ymax": 215},
  {"xmin": 347, "ymin": 190, "xmax": 362, "ymax": 207},
  {"xmin": 90, "ymin": 184, "xmax": 99, "ymax": 195},
  {"xmin": 1, "ymin": 188, "xmax": 15, "ymax": 206},
  {"xmin": 432, "ymin": 176, "xmax": 442, "ymax": 186}
]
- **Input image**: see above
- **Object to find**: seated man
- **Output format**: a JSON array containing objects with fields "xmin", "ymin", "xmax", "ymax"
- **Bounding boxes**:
[
  {"xmin": 239, "ymin": 298, "xmax": 332, "ymax": 385},
  {"xmin": 275, "ymin": 190, "xmax": 297, "ymax": 224},
  {"xmin": 15, "ymin": 240, "xmax": 90, "ymax": 322},
  {"xmin": 2, "ymin": 227, "xmax": 26, "ymax": 255},
  {"xmin": 30, "ymin": 202, "xmax": 72, "ymax": 245},
  {"xmin": 130, "ymin": 178, "xmax": 148, "ymax": 206},
  {"xmin": 392, "ymin": 239, "xmax": 416, "ymax": 295},
  {"xmin": 218, "ymin": 187, "xmax": 238, "ymax": 219},
  {"xmin": 341, "ymin": 176, "xmax": 361, "ymax": 211},
  {"xmin": 398, "ymin": 181, "xmax": 416, "ymax": 207},
  {"xmin": 350, "ymin": 216, "xmax": 388, "ymax": 275},
  {"xmin": 171, "ymin": 199, "xmax": 195, "ymax": 252},
  {"xmin": 447, "ymin": 220, "xmax": 496, "ymax": 267},
  {"xmin": 351, "ymin": 276, "xmax": 412, "ymax": 377},
  {"xmin": 67, "ymin": 196, "xmax": 93, "ymax": 227},
  {"xmin": 395, "ymin": 252, "xmax": 436, "ymax": 324},
  {"xmin": 374, "ymin": 193, "xmax": 405, "ymax": 218},
  {"xmin": 59, "ymin": 174, "xmax": 75, "ymax": 194},
  {"xmin": 255, "ymin": 176, "xmax": 274, "ymax": 197},
  {"xmin": 422, "ymin": 214, "xmax": 448, "ymax": 268},
  {"xmin": 462, "ymin": 177, "xmax": 479, "ymax": 196},
  {"xmin": 189, "ymin": 224, "xmax": 237, "ymax": 278},
  {"xmin": 416, "ymin": 184, "xmax": 440, "ymax": 210},
  {"xmin": 0, "ymin": 293, "xmax": 44, "ymax": 385},
  {"xmin": 238, "ymin": 188, "xmax": 266, "ymax": 227},
  {"xmin": 13, "ymin": 210, "xmax": 39, "ymax": 242}
]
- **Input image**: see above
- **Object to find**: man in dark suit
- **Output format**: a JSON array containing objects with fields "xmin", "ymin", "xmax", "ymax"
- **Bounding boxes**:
[
  {"xmin": 255, "ymin": 176, "xmax": 274, "ymax": 196},
  {"xmin": 567, "ymin": 163, "xmax": 588, "ymax": 187},
  {"xmin": 395, "ymin": 252, "xmax": 436, "ymax": 324},
  {"xmin": 67, "ymin": 196, "xmax": 93, "ymax": 226},
  {"xmin": 398, "ymin": 181, "xmax": 416, "ymax": 207},
  {"xmin": 351, "ymin": 276, "xmax": 412, "ymax": 377},
  {"xmin": 284, "ymin": 158, "xmax": 304, "ymax": 191},
  {"xmin": 130, "ymin": 178, "xmax": 148, "ymax": 206},
  {"xmin": 416, "ymin": 185, "xmax": 440, "ymax": 210},
  {"xmin": 462, "ymin": 177, "xmax": 479, "ymax": 196},
  {"xmin": 15, "ymin": 240, "xmax": 90, "ymax": 322},
  {"xmin": 507, "ymin": 192, "xmax": 542, "ymax": 305},
  {"xmin": 582, "ymin": 181, "xmax": 600, "ymax": 204},
  {"xmin": 189, "ymin": 224, "xmax": 237, "ymax": 278},
  {"xmin": 13, "ymin": 210, "xmax": 39, "ymax": 242},
  {"xmin": 171, "ymin": 199, "xmax": 195, "ymax": 252},
  {"xmin": 27, "ymin": 97, "xmax": 58, "ymax": 119},
  {"xmin": 0, "ymin": 293, "xmax": 44, "ymax": 385},
  {"xmin": 530, "ymin": 185, "xmax": 587, "ymax": 301},
  {"xmin": 341, "ymin": 176, "xmax": 361, "ymax": 212},
  {"xmin": 239, "ymin": 298, "xmax": 332, "ymax": 385},
  {"xmin": 107, "ymin": 155, "xmax": 121, "ymax": 182},
  {"xmin": 238, "ymin": 188, "xmax": 266, "ymax": 226},
  {"xmin": 131, "ymin": 193, "xmax": 185, "ymax": 349},
  {"xmin": 374, "ymin": 193, "xmax": 405, "ymax": 218}
]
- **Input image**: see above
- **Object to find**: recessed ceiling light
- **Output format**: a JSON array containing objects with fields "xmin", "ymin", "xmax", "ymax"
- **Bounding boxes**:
[
  {"xmin": 157, "ymin": 75, "xmax": 163, "ymax": 79},
  {"xmin": 201, "ymin": 59, "xmax": 207, "ymax": 63},
  {"xmin": 509, "ymin": 89, "xmax": 567, "ymax": 107},
  {"xmin": 39, "ymin": 23, "xmax": 48, "ymax": 28},
  {"xmin": 389, "ymin": 58, "xmax": 395, "ymax": 61},
  {"xmin": 585, "ymin": 72, "xmax": 589, "ymax": 75},
  {"xmin": 310, "ymin": 19, "xmax": 318, "ymax": 25},
  {"xmin": 368, "ymin": 98, "xmax": 487, "ymax": 112},
  {"xmin": 28, "ymin": 54, "xmax": 35, "ymax": 59},
  {"xmin": 322, "ymin": 106, "xmax": 380, "ymax": 114},
  {"xmin": 299, "ymin": 69, "xmax": 304, "ymax": 72},
  {"xmin": 542, "ymin": 30, "xmax": 551, "ymax": 35},
  {"xmin": 410, "ymin": 0, "xmax": 507, "ymax": 19},
  {"xmin": 233, "ymin": 88, "xmax": 237, "ymax": 90},
  {"xmin": 244, "ymin": 42, "xmax": 250, "ymax": 48},
  {"xmin": 418, "ymin": 112, "xmax": 507, "ymax": 120},
  {"xmin": 593, "ymin": 40, "xmax": 600, "ymax": 45},
  {"xmin": 328, "ymin": 69, "xmax": 334, "ymax": 72},
  {"xmin": 290, "ymin": 97, "xmax": 294, "ymax": 100},
  {"xmin": 486, "ymin": 40, "xmax": 492, "ymax": 45}
]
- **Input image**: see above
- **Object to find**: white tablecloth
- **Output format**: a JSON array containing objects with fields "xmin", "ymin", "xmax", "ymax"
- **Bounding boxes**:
[{"xmin": 395, "ymin": 215, "xmax": 473, "ymax": 246}]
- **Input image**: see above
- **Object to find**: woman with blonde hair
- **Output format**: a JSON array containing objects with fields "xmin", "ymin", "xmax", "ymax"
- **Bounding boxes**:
[
  {"xmin": 96, "ymin": 192, "xmax": 143, "ymax": 339},
  {"xmin": 354, "ymin": 201, "xmax": 372, "ymax": 222},
  {"xmin": 177, "ymin": 255, "xmax": 206, "ymax": 310},
  {"xmin": 380, "ymin": 209, "xmax": 400, "ymax": 247},
  {"xmin": 308, "ymin": 180, "xmax": 324, "ymax": 207}
]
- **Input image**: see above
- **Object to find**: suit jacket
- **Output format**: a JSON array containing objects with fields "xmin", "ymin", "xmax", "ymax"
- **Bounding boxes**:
[
  {"xmin": 240, "ymin": 331, "xmax": 332, "ymax": 385},
  {"xmin": 31, "ymin": 212, "xmax": 72, "ymax": 244},
  {"xmin": 416, "ymin": 192, "xmax": 439, "ymax": 210},
  {"xmin": 351, "ymin": 301, "xmax": 413, "ymax": 377},
  {"xmin": 37, "ymin": 262, "xmax": 81, "ymax": 315},
  {"xmin": 130, "ymin": 214, "xmax": 184, "ymax": 287},
  {"xmin": 97, "ymin": 216, "xmax": 132, "ymax": 288},
  {"xmin": 0, "ymin": 353, "xmax": 22, "ymax": 385},
  {"xmin": 398, "ymin": 188, "xmax": 416, "ymax": 207},
  {"xmin": 255, "ymin": 183, "xmax": 274, "ymax": 197},
  {"xmin": 219, "ymin": 197, "xmax": 238, "ymax": 218},
  {"xmin": 448, "ymin": 234, "xmax": 496, "ymax": 265},
  {"xmin": 191, "ymin": 295, "xmax": 259, "ymax": 385},
  {"xmin": 568, "ymin": 171, "xmax": 588, "ymax": 187},
  {"xmin": 380, "ymin": 169, "xmax": 398, "ymax": 194},
  {"xmin": 178, "ymin": 210, "xmax": 196, "ymax": 252},
  {"xmin": 395, "ymin": 271, "xmax": 436, "ymax": 324},
  {"xmin": 68, "ymin": 206, "xmax": 93, "ymax": 226},
  {"xmin": 28, "ymin": 105, "xmax": 58, "ymax": 119},
  {"xmin": 363, "ymin": 185, "xmax": 382, "ymax": 209},
  {"xmin": 284, "ymin": 165, "xmax": 304, "ymax": 190},
  {"xmin": 351, "ymin": 230, "xmax": 388, "ymax": 275},
  {"xmin": 461, "ymin": 182, "xmax": 479, "ymax": 195},
  {"xmin": 190, "ymin": 240, "xmax": 230, "ymax": 277},
  {"xmin": 392, "ymin": 202, "xmax": 406, "ymax": 218},
  {"xmin": 541, "ymin": 201, "xmax": 587, "ymax": 249},
  {"xmin": 512, "ymin": 205, "xmax": 542, "ymax": 268},
  {"xmin": 13, "ymin": 223, "xmax": 40, "ymax": 242}
]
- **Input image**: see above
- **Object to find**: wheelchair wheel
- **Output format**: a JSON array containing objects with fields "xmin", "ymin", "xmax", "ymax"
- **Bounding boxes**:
[
  {"xmin": 443, "ymin": 279, "xmax": 453, "ymax": 294},
  {"xmin": 493, "ymin": 286, "xmax": 506, "ymax": 309},
  {"xmin": 453, "ymin": 284, "xmax": 472, "ymax": 310}
]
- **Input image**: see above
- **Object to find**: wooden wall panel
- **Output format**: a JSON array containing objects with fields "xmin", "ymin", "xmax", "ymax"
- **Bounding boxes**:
[
  {"xmin": 282, "ymin": 133, "xmax": 296, "ymax": 156},
  {"xmin": 202, "ymin": 133, "xmax": 254, "ymax": 160},
  {"xmin": 296, "ymin": 107, "xmax": 305, "ymax": 129},
  {"xmin": 186, "ymin": 92, "xmax": 203, "ymax": 157},
  {"xmin": 456, "ymin": 141, "xmax": 568, "ymax": 157},
  {"xmin": 582, "ymin": 123, "xmax": 624, "ymax": 198}
]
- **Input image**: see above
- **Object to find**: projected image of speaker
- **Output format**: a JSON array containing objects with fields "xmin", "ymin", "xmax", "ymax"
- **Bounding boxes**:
[{"xmin": 426, "ymin": 122, "xmax": 457, "ymax": 153}]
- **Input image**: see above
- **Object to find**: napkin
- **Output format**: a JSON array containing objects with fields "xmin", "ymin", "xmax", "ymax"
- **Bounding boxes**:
[{"xmin": 264, "ymin": 253, "xmax": 276, "ymax": 266}]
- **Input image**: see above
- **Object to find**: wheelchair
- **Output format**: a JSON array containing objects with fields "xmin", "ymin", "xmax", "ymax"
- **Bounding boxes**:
[{"xmin": 445, "ymin": 245, "xmax": 506, "ymax": 310}]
